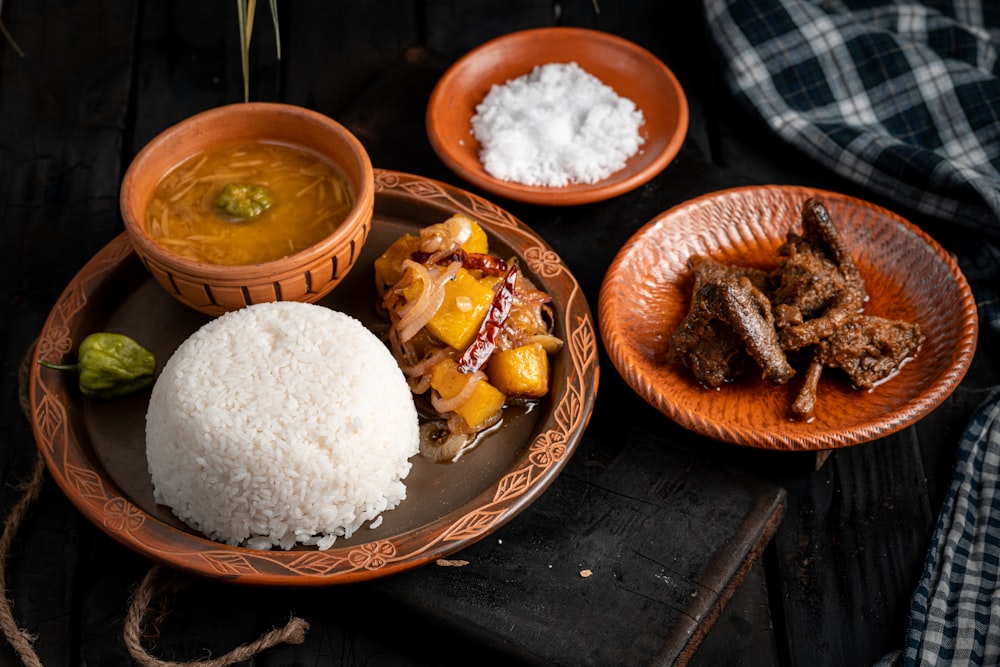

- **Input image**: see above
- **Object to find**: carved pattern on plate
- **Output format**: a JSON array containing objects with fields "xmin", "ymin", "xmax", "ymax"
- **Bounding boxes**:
[
  {"xmin": 199, "ymin": 551, "xmax": 271, "ymax": 577},
  {"xmin": 103, "ymin": 497, "xmax": 146, "ymax": 533},
  {"xmin": 285, "ymin": 551, "xmax": 348, "ymax": 576},
  {"xmin": 32, "ymin": 393, "xmax": 67, "ymax": 457}
]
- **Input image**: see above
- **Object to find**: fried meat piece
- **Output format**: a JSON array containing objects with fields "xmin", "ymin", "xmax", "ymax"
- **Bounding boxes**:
[
  {"xmin": 671, "ymin": 317, "xmax": 748, "ymax": 388},
  {"xmin": 669, "ymin": 258, "xmax": 794, "ymax": 388},
  {"xmin": 715, "ymin": 279, "xmax": 795, "ymax": 385},
  {"xmin": 770, "ymin": 247, "xmax": 848, "ymax": 322},
  {"xmin": 815, "ymin": 315, "xmax": 924, "ymax": 388},
  {"xmin": 770, "ymin": 198, "xmax": 868, "ymax": 351},
  {"xmin": 790, "ymin": 358, "xmax": 824, "ymax": 420},
  {"xmin": 689, "ymin": 255, "xmax": 770, "ymax": 292},
  {"xmin": 667, "ymin": 198, "xmax": 921, "ymax": 421}
]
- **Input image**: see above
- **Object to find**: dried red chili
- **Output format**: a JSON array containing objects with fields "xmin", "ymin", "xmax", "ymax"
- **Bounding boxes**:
[
  {"xmin": 456, "ymin": 263, "xmax": 518, "ymax": 373},
  {"xmin": 412, "ymin": 248, "xmax": 508, "ymax": 276}
]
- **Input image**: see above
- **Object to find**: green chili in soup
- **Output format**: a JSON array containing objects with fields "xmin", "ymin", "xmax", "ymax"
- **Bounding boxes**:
[{"xmin": 144, "ymin": 141, "xmax": 354, "ymax": 265}]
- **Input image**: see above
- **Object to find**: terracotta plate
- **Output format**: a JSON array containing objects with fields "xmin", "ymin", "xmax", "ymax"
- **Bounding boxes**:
[
  {"xmin": 426, "ymin": 27, "xmax": 688, "ymax": 206},
  {"xmin": 29, "ymin": 170, "xmax": 598, "ymax": 585},
  {"xmin": 598, "ymin": 185, "xmax": 977, "ymax": 450}
]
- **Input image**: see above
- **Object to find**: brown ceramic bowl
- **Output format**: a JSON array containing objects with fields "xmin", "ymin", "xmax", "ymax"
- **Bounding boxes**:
[
  {"xmin": 120, "ymin": 102, "xmax": 374, "ymax": 316},
  {"xmin": 426, "ymin": 27, "xmax": 688, "ymax": 206},
  {"xmin": 599, "ymin": 185, "xmax": 978, "ymax": 451}
]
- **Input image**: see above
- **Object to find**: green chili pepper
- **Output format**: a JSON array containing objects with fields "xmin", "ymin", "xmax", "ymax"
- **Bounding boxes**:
[
  {"xmin": 216, "ymin": 183, "xmax": 274, "ymax": 221},
  {"xmin": 38, "ymin": 333, "xmax": 156, "ymax": 400}
]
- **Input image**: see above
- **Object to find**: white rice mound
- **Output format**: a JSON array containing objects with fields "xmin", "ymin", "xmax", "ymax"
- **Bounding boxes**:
[{"xmin": 145, "ymin": 301, "xmax": 419, "ymax": 551}]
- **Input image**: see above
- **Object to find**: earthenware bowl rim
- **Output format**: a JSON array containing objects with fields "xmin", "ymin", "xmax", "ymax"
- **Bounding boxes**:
[
  {"xmin": 425, "ymin": 26, "xmax": 689, "ymax": 206},
  {"xmin": 120, "ymin": 101, "xmax": 374, "ymax": 275}
]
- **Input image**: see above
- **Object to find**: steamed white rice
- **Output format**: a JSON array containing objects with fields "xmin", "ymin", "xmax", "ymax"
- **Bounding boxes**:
[{"xmin": 145, "ymin": 301, "xmax": 419, "ymax": 551}]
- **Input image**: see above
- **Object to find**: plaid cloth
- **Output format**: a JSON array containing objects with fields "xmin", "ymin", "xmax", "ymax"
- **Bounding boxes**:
[
  {"xmin": 899, "ymin": 386, "xmax": 1000, "ymax": 665},
  {"xmin": 702, "ymin": 0, "xmax": 1000, "ymax": 229},
  {"xmin": 887, "ymin": 236, "xmax": 1000, "ymax": 666},
  {"xmin": 702, "ymin": 2, "xmax": 1000, "ymax": 662}
]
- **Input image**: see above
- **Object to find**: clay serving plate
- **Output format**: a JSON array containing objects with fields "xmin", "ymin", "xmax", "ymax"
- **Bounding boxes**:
[
  {"xmin": 598, "ymin": 185, "xmax": 978, "ymax": 450},
  {"xmin": 29, "ymin": 170, "xmax": 598, "ymax": 585},
  {"xmin": 426, "ymin": 27, "xmax": 688, "ymax": 206}
]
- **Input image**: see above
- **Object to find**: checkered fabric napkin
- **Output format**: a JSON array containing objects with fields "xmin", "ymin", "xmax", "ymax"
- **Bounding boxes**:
[
  {"xmin": 884, "ymin": 235, "xmax": 1000, "ymax": 666},
  {"xmin": 701, "ymin": 0, "xmax": 1000, "ymax": 229},
  {"xmin": 905, "ymin": 390, "xmax": 1000, "ymax": 664},
  {"xmin": 702, "ymin": 2, "xmax": 1000, "ymax": 662}
]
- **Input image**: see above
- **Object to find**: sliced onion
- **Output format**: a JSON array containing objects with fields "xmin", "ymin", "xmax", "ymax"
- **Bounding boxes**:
[
  {"xmin": 419, "ymin": 422, "xmax": 471, "ymax": 462},
  {"xmin": 419, "ymin": 226, "xmax": 450, "ymax": 254},
  {"xmin": 396, "ymin": 260, "xmax": 462, "ymax": 343},
  {"xmin": 529, "ymin": 333, "xmax": 564, "ymax": 354},
  {"xmin": 395, "ymin": 265, "xmax": 440, "ymax": 341},
  {"xmin": 444, "ymin": 214, "xmax": 473, "ymax": 246},
  {"xmin": 400, "ymin": 346, "xmax": 452, "ymax": 379},
  {"xmin": 408, "ymin": 374, "xmax": 432, "ymax": 394},
  {"xmin": 395, "ymin": 260, "xmax": 432, "ymax": 318},
  {"xmin": 431, "ymin": 369, "xmax": 484, "ymax": 414},
  {"xmin": 448, "ymin": 408, "xmax": 501, "ymax": 435},
  {"xmin": 386, "ymin": 327, "xmax": 423, "ymax": 375},
  {"xmin": 432, "ymin": 260, "xmax": 462, "ymax": 286},
  {"xmin": 385, "ymin": 324, "xmax": 404, "ymax": 358},
  {"xmin": 418, "ymin": 215, "xmax": 472, "ymax": 256}
]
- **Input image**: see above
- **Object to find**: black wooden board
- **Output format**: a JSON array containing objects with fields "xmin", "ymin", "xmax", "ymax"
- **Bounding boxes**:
[{"xmin": 3, "ymin": 1, "xmax": 998, "ymax": 666}]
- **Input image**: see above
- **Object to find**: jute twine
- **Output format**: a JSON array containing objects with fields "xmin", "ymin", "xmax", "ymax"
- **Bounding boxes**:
[
  {"xmin": 123, "ymin": 566, "xmax": 309, "ymax": 667},
  {"xmin": 3, "ymin": 343, "xmax": 309, "ymax": 665},
  {"xmin": 0, "ymin": 348, "xmax": 44, "ymax": 667}
]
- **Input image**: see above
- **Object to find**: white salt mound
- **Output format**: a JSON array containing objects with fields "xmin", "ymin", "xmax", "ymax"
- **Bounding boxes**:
[
  {"xmin": 471, "ymin": 61, "xmax": 645, "ymax": 187},
  {"xmin": 145, "ymin": 301, "xmax": 420, "ymax": 551}
]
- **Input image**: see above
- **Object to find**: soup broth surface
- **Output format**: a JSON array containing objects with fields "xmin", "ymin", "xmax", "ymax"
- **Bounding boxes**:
[{"xmin": 145, "ymin": 141, "xmax": 354, "ymax": 265}]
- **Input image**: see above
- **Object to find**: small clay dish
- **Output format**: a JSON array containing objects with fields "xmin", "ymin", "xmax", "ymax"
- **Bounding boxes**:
[
  {"xmin": 426, "ymin": 27, "xmax": 688, "ymax": 206},
  {"xmin": 120, "ymin": 102, "xmax": 374, "ymax": 316},
  {"xmin": 598, "ymin": 185, "xmax": 978, "ymax": 451}
]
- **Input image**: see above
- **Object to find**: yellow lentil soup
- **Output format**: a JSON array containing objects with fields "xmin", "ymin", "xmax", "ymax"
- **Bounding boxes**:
[{"xmin": 144, "ymin": 141, "xmax": 355, "ymax": 265}]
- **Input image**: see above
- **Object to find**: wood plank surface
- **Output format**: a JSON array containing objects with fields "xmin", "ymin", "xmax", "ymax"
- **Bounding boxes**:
[
  {"xmin": 126, "ymin": 6, "xmax": 788, "ymax": 661},
  {"xmin": 0, "ymin": 2, "xmax": 138, "ymax": 665},
  {"xmin": 1, "ymin": 1, "xmax": 998, "ymax": 666}
]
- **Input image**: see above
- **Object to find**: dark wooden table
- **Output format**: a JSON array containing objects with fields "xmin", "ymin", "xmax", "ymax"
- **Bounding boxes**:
[{"xmin": 2, "ymin": 2, "xmax": 998, "ymax": 666}]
